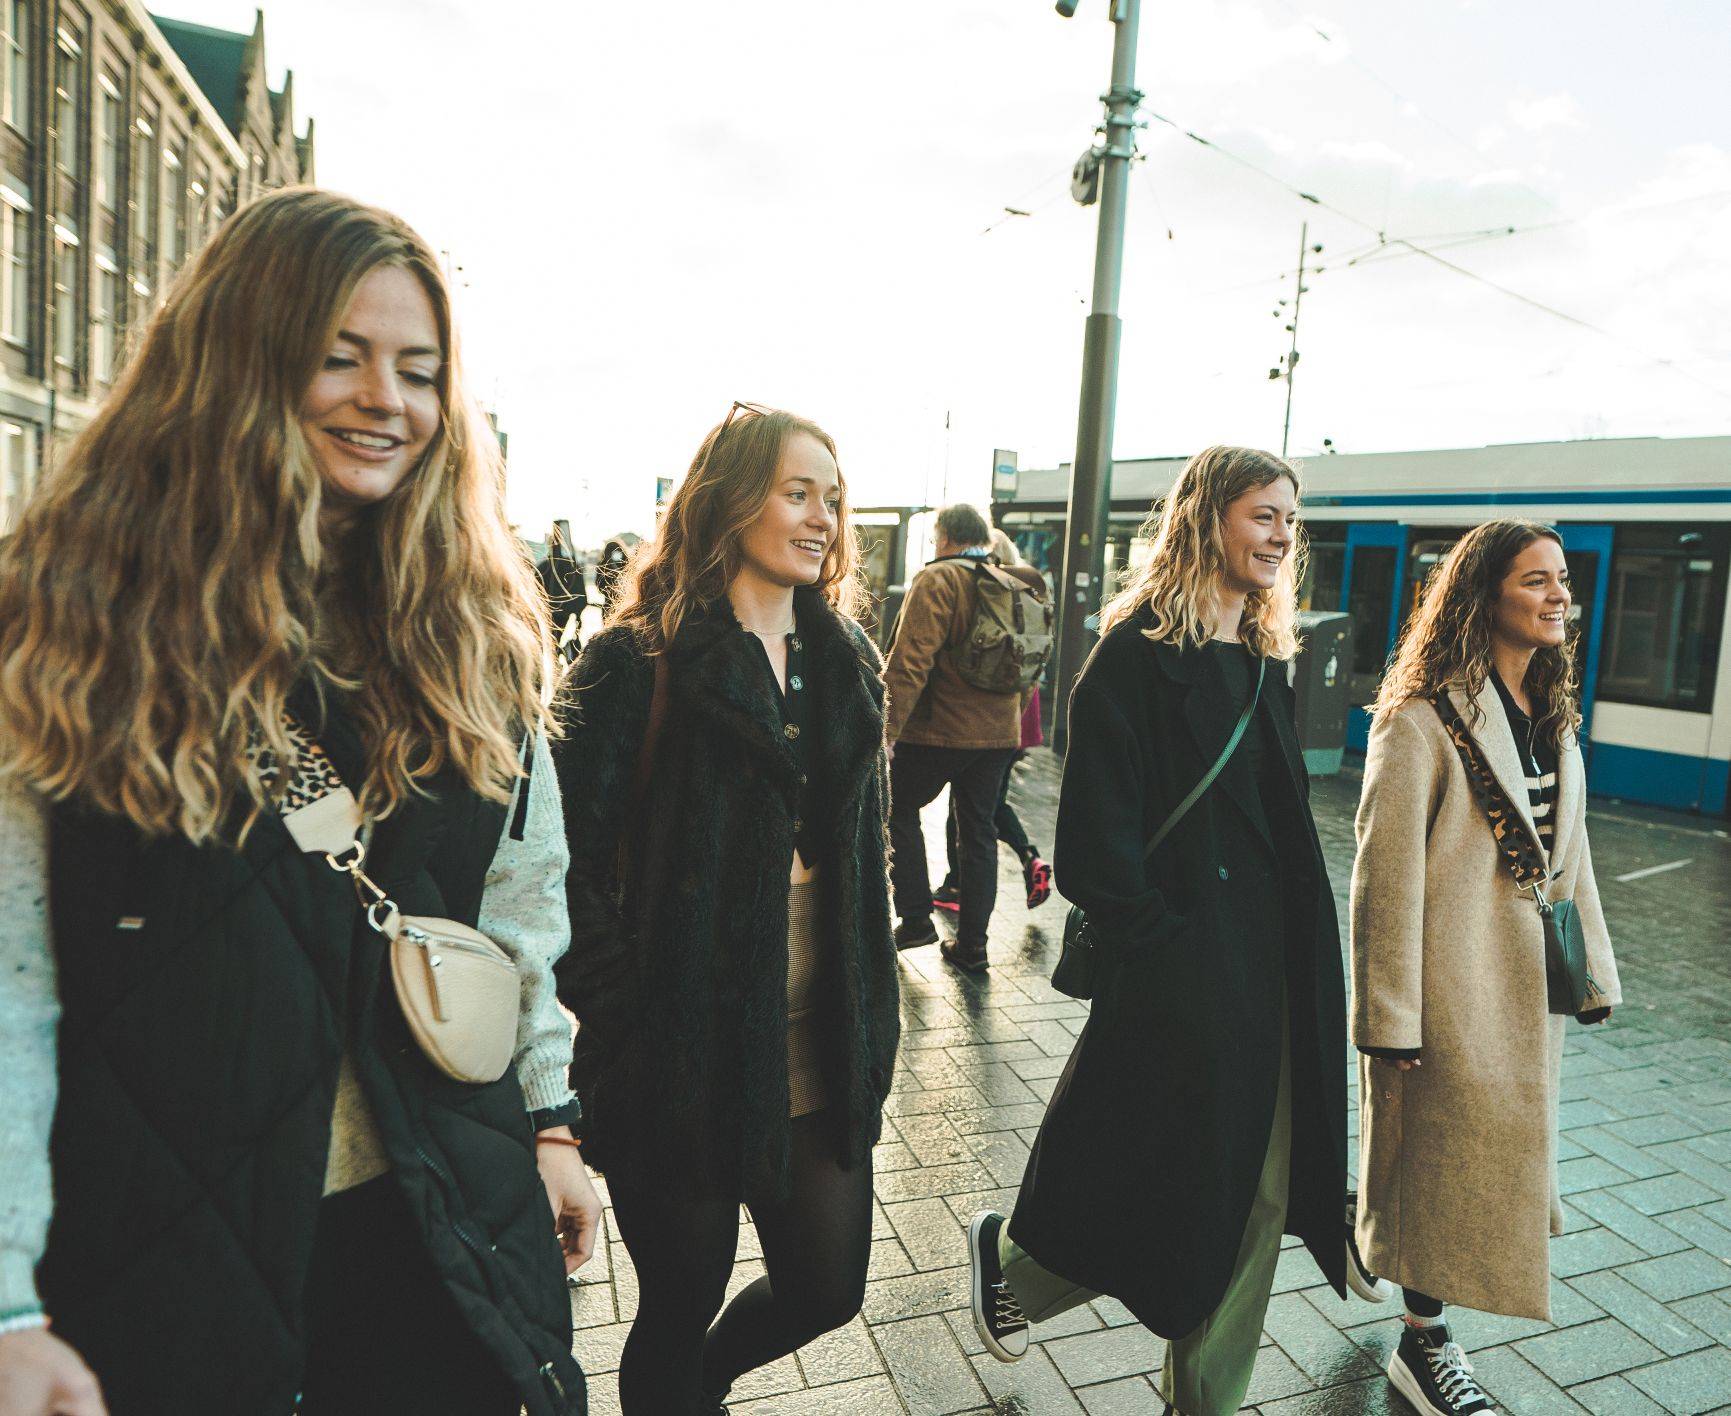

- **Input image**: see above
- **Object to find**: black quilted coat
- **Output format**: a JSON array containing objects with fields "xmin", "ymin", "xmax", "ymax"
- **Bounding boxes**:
[
  {"xmin": 37, "ymin": 692, "xmax": 583, "ymax": 1416},
  {"xmin": 552, "ymin": 588, "xmax": 899, "ymax": 1204}
]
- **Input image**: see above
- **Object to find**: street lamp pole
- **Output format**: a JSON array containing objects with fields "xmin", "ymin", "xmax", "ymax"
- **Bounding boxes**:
[{"xmin": 1050, "ymin": 0, "xmax": 1142, "ymax": 756}]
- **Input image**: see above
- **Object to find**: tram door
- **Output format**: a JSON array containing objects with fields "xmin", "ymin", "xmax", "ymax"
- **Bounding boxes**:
[{"xmin": 1341, "ymin": 523, "xmax": 1409, "ymax": 750}]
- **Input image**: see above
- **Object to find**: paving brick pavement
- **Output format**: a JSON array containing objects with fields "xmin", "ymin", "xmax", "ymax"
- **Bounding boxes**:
[{"xmin": 571, "ymin": 749, "xmax": 1731, "ymax": 1415}]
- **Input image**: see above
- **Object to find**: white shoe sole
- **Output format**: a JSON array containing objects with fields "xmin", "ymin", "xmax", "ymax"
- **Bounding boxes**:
[
  {"xmin": 1346, "ymin": 1242, "xmax": 1395, "ymax": 1303},
  {"xmin": 1387, "ymin": 1347, "xmax": 1493, "ymax": 1414},
  {"xmin": 968, "ymin": 1212, "xmax": 1029, "ymax": 1363}
]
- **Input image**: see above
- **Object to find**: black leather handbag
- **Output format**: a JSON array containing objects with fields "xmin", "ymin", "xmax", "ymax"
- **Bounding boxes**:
[
  {"xmin": 1051, "ymin": 658, "xmax": 1264, "ymax": 1001},
  {"xmin": 1429, "ymin": 693, "xmax": 1600, "ymax": 1017}
]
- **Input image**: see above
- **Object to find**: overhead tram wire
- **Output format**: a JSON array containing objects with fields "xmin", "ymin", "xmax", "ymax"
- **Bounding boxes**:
[
  {"xmin": 1145, "ymin": 110, "xmax": 1731, "ymax": 401},
  {"xmin": 1263, "ymin": 0, "xmax": 1565, "ymax": 217}
]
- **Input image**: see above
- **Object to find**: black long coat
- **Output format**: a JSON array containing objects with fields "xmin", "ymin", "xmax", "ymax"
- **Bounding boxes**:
[
  {"xmin": 1010, "ymin": 615, "xmax": 1348, "ymax": 1337},
  {"xmin": 551, "ymin": 587, "xmax": 899, "ymax": 1204}
]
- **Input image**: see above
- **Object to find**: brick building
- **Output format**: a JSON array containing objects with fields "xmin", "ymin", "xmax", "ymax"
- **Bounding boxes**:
[{"xmin": 0, "ymin": 2, "xmax": 313, "ymax": 530}]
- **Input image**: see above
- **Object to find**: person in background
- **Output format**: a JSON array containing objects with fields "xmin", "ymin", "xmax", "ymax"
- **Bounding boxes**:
[
  {"xmin": 553, "ymin": 403, "xmax": 898, "ymax": 1415},
  {"xmin": 883, "ymin": 504, "xmax": 1046, "ymax": 972},
  {"xmin": 0, "ymin": 189, "xmax": 592, "ymax": 1416},
  {"xmin": 932, "ymin": 528, "xmax": 1053, "ymax": 916},
  {"xmin": 538, "ymin": 520, "xmax": 589, "ymax": 662},
  {"xmin": 966, "ymin": 447, "xmax": 1348, "ymax": 1416},
  {"xmin": 1351, "ymin": 519, "xmax": 1620, "ymax": 1416},
  {"xmin": 595, "ymin": 537, "xmax": 632, "ymax": 619}
]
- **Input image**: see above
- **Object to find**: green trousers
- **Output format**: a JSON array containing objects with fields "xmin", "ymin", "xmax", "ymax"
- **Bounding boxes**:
[{"xmin": 1001, "ymin": 1017, "xmax": 1292, "ymax": 1416}]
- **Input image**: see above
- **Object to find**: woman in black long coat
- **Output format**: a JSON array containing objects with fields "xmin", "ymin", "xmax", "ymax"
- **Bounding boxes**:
[
  {"xmin": 552, "ymin": 404, "xmax": 899, "ymax": 1415},
  {"xmin": 967, "ymin": 446, "xmax": 1348, "ymax": 1416}
]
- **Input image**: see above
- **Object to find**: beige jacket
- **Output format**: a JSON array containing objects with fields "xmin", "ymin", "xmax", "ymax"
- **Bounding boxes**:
[
  {"xmin": 883, "ymin": 557, "xmax": 1043, "ymax": 748},
  {"xmin": 1350, "ymin": 683, "xmax": 1621, "ymax": 1320}
]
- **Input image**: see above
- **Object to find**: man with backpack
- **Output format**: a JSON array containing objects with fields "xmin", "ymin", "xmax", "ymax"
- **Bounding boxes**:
[{"xmin": 884, "ymin": 504, "xmax": 1053, "ymax": 972}]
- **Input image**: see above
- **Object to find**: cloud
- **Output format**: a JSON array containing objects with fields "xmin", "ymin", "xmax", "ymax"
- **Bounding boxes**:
[{"xmin": 1508, "ymin": 92, "xmax": 1584, "ymax": 134}]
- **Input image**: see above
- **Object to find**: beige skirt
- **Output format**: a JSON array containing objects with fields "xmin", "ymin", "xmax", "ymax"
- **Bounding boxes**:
[{"xmin": 786, "ymin": 879, "xmax": 830, "ymax": 1118}]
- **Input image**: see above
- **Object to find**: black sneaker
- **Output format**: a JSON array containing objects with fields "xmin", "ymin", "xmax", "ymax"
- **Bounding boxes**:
[
  {"xmin": 1387, "ymin": 1322, "xmax": 1493, "ymax": 1414},
  {"xmin": 895, "ymin": 918, "xmax": 939, "ymax": 950},
  {"xmin": 1345, "ymin": 1191, "xmax": 1394, "ymax": 1303},
  {"xmin": 941, "ymin": 939, "xmax": 989, "ymax": 973},
  {"xmin": 932, "ymin": 881, "xmax": 961, "ymax": 913},
  {"xmin": 967, "ymin": 1211, "xmax": 1029, "ymax": 1362}
]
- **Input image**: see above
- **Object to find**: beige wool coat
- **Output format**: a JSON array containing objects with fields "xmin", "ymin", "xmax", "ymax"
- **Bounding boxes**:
[{"xmin": 1350, "ymin": 682, "xmax": 1621, "ymax": 1320}]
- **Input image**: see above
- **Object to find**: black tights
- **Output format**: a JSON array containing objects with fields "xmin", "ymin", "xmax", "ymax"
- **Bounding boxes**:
[
  {"xmin": 609, "ymin": 1111, "xmax": 873, "ymax": 1414},
  {"xmin": 1404, "ymin": 1287, "xmax": 1444, "ymax": 1318}
]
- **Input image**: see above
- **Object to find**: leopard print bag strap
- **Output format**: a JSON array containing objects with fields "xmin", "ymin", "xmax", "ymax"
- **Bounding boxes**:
[
  {"xmin": 1427, "ymin": 691, "xmax": 1549, "ymax": 895},
  {"xmin": 250, "ymin": 713, "xmax": 368, "ymax": 857}
]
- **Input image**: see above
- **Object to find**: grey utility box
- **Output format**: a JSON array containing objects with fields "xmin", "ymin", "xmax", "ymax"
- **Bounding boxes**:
[{"xmin": 1291, "ymin": 610, "xmax": 1354, "ymax": 776}]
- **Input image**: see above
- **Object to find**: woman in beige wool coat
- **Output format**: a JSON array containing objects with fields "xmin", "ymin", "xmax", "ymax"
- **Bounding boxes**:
[{"xmin": 1349, "ymin": 520, "xmax": 1620, "ymax": 1416}]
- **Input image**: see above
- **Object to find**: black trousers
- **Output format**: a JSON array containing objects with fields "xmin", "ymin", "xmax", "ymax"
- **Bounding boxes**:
[
  {"xmin": 889, "ymin": 743, "xmax": 1016, "ymax": 950},
  {"xmin": 296, "ymin": 1176, "xmax": 522, "ymax": 1416},
  {"xmin": 943, "ymin": 750, "xmax": 1034, "ymax": 886}
]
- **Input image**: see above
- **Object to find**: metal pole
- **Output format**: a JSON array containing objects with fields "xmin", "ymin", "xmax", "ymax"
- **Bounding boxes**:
[
  {"xmin": 1281, "ymin": 221, "xmax": 1308, "ymax": 459},
  {"xmin": 1050, "ymin": 0, "xmax": 1142, "ymax": 756}
]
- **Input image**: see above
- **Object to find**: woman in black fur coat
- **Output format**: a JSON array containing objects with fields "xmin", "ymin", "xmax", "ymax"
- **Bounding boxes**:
[{"xmin": 552, "ymin": 403, "xmax": 899, "ymax": 1415}]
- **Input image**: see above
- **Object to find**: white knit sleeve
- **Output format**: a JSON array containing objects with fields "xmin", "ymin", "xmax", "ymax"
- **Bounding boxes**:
[
  {"xmin": 0, "ymin": 778, "xmax": 59, "ymax": 1318},
  {"xmin": 477, "ymin": 731, "xmax": 577, "ymax": 1115}
]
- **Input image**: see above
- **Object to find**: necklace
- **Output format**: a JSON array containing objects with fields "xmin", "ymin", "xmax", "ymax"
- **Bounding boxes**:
[{"xmin": 745, "ymin": 619, "xmax": 796, "ymax": 639}]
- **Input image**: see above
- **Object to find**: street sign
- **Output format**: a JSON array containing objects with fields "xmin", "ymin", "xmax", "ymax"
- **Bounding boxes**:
[{"xmin": 992, "ymin": 449, "xmax": 1018, "ymax": 496}]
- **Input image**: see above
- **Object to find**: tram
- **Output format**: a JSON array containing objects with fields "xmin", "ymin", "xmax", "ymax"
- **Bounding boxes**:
[{"xmin": 992, "ymin": 435, "xmax": 1731, "ymax": 815}]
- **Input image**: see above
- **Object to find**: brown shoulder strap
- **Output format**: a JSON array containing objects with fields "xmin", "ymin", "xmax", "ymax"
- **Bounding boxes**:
[
  {"xmin": 1427, "ymin": 692, "xmax": 1548, "ymax": 891},
  {"xmin": 631, "ymin": 652, "xmax": 672, "ymax": 808}
]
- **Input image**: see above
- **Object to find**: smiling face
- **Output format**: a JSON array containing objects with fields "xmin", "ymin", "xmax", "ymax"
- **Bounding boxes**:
[
  {"xmin": 735, "ymin": 431, "xmax": 842, "ymax": 591},
  {"xmin": 1217, "ymin": 474, "xmax": 1299, "ymax": 598},
  {"xmin": 300, "ymin": 264, "xmax": 443, "ymax": 515},
  {"xmin": 1491, "ymin": 535, "xmax": 1572, "ymax": 652}
]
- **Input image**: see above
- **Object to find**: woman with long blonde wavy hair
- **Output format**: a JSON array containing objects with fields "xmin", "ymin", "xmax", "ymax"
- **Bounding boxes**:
[
  {"xmin": 0, "ymin": 188, "xmax": 592, "ymax": 1416},
  {"xmin": 552, "ymin": 403, "xmax": 898, "ymax": 1414},
  {"xmin": 1349, "ymin": 521, "xmax": 1620, "ymax": 1416},
  {"xmin": 967, "ymin": 445, "xmax": 1349, "ymax": 1416}
]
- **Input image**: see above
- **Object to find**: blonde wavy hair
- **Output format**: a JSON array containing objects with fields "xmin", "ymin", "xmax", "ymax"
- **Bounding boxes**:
[
  {"xmin": 0, "ymin": 187, "xmax": 550, "ymax": 842},
  {"xmin": 1098, "ymin": 445, "xmax": 1305, "ymax": 659},
  {"xmin": 612, "ymin": 404, "xmax": 865, "ymax": 651},
  {"xmin": 1374, "ymin": 519, "xmax": 1580, "ymax": 749}
]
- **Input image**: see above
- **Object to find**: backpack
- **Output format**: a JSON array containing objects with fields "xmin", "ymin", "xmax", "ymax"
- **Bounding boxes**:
[{"xmin": 946, "ymin": 558, "xmax": 1054, "ymax": 693}]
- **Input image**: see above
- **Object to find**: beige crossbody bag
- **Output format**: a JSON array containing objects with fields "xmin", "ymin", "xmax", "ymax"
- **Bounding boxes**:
[{"xmin": 272, "ymin": 718, "xmax": 520, "ymax": 1085}]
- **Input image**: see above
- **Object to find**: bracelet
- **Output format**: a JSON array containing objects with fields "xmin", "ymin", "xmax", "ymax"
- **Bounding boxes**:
[
  {"xmin": 0, "ymin": 1309, "xmax": 48, "ymax": 1337},
  {"xmin": 535, "ymin": 1135, "xmax": 583, "ymax": 1151}
]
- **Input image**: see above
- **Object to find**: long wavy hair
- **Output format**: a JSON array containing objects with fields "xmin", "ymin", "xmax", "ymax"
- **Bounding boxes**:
[
  {"xmin": 1098, "ymin": 444, "xmax": 1305, "ymax": 659},
  {"xmin": 1375, "ymin": 519, "xmax": 1579, "ymax": 748},
  {"xmin": 611, "ymin": 405, "xmax": 865, "ymax": 651},
  {"xmin": 0, "ymin": 187, "xmax": 550, "ymax": 842}
]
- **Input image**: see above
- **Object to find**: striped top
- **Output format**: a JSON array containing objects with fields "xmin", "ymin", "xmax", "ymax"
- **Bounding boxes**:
[{"xmin": 1491, "ymin": 671, "xmax": 1560, "ymax": 854}]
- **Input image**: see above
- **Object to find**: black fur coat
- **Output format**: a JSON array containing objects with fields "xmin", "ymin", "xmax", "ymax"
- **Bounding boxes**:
[{"xmin": 551, "ymin": 586, "xmax": 899, "ymax": 1204}]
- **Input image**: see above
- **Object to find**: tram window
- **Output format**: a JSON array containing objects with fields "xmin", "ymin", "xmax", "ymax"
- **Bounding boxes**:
[
  {"xmin": 1346, "ymin": 546, "xmax": 1396, "ymax": 701},
  {"xmin": 1300, "ymin": 532, "xmax": 1345, "ymax": 612},
  {"xmin": 1598, "ymin": 525, "xmax": 1728, "ymax": 713}
]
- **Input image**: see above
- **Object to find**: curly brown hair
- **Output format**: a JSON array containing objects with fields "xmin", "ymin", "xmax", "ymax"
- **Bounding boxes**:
[
  {"xmin": 1374, "ymin": 519, "xmax": 1580, "ymax": 749},
  {"xmin": 611, "ymin": 404, "xmax": 865, "ymax": 652}
]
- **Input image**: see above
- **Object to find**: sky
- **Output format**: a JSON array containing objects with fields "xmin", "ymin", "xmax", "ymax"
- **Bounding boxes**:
[{"xmin": 157, "ymin": 0, "xmax": 1731, "ymax": 544}]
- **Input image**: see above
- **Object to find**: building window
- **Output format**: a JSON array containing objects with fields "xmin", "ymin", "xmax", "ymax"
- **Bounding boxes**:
[
  {"xmin": 1598, "ymin": 524, "xmax": 1729, "ymax": 714},
  {"xmin": 54, "ymin": 30, "xmax": 81, "ymax": 177},
  {"xmin": 53, "ymin": 220, "xmax": 78, "ymax": 368},
  {"xmin": 92, "ymin": 251, "xmax": 117, "ymax": 382},
  {"xmin": 0, "ymin": 419, "xmax": 37, "ymax": 533},
  {"xmin": 131, "ymin": 106, "xmax": 157, "ymax": 284},
  {"xmin": 189, "ymin": 162, "xmax": 208, "ymax": 250},
  {"xmin": 96, "ymin": 70, "xmax": 121, "ymax": 214},
  {"xmin": 1, "ymin": 176, "xmax": 29, "ymax": 347},
  {"xmin": 162, "ymin": 140, "xmax": 184, "ymax": 268},
  {"xmin": 2, "ymin": 0, "xmax": 26, "ymax": 133}
]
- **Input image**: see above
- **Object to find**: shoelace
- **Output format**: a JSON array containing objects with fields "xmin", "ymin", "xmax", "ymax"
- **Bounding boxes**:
[
  {"xmin": 1424, "ymin": 1340, "xmax": 1487, "ymax": 1408},
  {"xmin": 991, "ymin": 1278, "xmax": 1027, "ymax": 1329}
]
